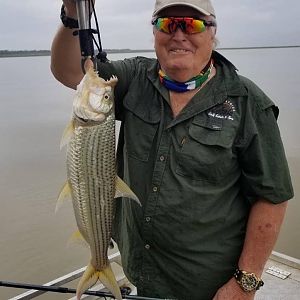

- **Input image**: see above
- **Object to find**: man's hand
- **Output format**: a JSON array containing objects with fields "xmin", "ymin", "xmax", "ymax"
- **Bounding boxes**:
[
  {"xmin": 63, "ymin": 0, "xmax": 78, "ymax": 18},
  {"xmin": 51, "ymin": 0, "xmax": 97, "ymax": 88},
  {"xmin": 63, "ymin": 0, "xmax": 96, "ymax": 19},
  {"xmin": 212, "ymin": 278, "xmax": 255, "ymax": 300}
]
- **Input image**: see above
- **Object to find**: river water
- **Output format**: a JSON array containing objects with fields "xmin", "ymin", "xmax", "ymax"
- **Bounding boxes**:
[{"xmin": 0, "ymin": 48, "xmax": 299, "ymax": 299}]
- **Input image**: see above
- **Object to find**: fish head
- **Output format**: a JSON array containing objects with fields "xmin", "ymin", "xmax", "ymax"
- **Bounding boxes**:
[
  {"xmin": 73, "ymin": 68, "xmax": 118, "ymax": 122},
  {"xmin": 88, "ymin": 82, "xmax": 115, "ymax": 115}
]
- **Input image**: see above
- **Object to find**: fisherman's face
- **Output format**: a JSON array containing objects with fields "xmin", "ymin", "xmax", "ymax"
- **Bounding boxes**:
[{"xmin": 153, "ymin": 6, "xmax": 216, "ymax": 82}]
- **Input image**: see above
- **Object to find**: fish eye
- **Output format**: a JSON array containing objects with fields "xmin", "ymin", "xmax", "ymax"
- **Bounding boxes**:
[{"xmin": 104, "ymin": 94, "xmax": 110, "ymax": 100}]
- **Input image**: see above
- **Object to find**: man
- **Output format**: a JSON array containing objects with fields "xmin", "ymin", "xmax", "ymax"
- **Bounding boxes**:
[{"xmin": 51, "ymin": 0, "xmax": 294, "ymax": 299}]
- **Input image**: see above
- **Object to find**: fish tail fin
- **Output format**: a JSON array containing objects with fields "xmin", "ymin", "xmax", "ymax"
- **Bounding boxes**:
[
  {"xmin": 76, "ymin": 263, "xmax": 98, "ymax": 300},
  {"xmin": 76, "ymin": 262, "xmax": 122, "ymax": 300},
  {"xmin": 98, "ymin": 263, "xmax": 122, "ymax": 300}
]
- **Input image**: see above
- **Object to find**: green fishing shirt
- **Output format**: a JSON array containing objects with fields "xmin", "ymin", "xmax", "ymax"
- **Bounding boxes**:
[{"xmin": 97, "ymin": 51, "xmax": 294, "ymax": 300}]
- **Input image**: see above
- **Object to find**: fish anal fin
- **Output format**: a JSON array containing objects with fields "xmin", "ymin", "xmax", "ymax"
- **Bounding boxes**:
[
  {"xmin": 76, "ymin": 262, "xmax": 122, "ymax": 300},
  {"xmin": 68, "ymin": 230, "xmax": 89, "ymax": 248},
  {"xmin": 55, "ymin": 181, "xmax": 72, "ymax": 213},
  {"xmin": 115, "ymin": 176, "xmax": 141, "ymax": 206},
  {"xmin": 60, "ymin": 119, "xmax": 75, "ymax": 149}
]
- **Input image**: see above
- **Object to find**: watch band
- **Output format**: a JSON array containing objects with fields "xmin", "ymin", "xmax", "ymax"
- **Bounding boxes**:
[
  {"xmin": 60, "ymin": 4, "xmax": 79, "ymax": 29},
  {"xmin": 234, "ymin": 268, "xmax": 264, "ymax": 292}
]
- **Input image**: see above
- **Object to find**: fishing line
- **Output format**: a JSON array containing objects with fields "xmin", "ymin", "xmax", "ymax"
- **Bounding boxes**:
[
  {"xmin": 75, "ymin": 0, "xmax": 107, "ymax": 72},
  {"xmin": 0, "ymin": 280, "xmax": 175, "ymax": 300},
  {"xmin": 86, "ymin": 0, "xmax": 107, "ymax": 62},
  {"xmin": 90, "ymin": 0, "xmax": 107, "ymax": 61}
]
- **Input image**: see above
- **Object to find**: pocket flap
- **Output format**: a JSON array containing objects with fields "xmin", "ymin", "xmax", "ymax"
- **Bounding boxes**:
[
  {"xmin": 189, "ymin": 115, "xmax": 234, "ymax": 148},
  {"xmin": 123, "ymin": 81, "xmax": 161, "ymax": 124}
]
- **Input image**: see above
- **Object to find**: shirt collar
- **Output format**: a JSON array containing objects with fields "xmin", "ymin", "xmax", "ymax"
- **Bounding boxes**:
[{"xmin": 146, "ymin": 51, "xmax": 247, "ymax": 127}]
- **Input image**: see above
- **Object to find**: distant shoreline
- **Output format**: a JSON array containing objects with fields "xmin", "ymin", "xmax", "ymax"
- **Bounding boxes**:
[
  {"xmin": 0, "ymin": 49, "xmax": 155, "ymax": 58},
  {"xmin": 1, "ymin": 45, "xmax": 299, "ymax": 58}
]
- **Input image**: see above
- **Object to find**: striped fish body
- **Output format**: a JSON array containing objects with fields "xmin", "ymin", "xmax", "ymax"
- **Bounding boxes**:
[
  {"xmin": 67, "ymin": 114, "xmax": 116, "ymax": 271},
  {"xmin": 59, "ymin": 68, "xmax": 131, "ymax": 300}
]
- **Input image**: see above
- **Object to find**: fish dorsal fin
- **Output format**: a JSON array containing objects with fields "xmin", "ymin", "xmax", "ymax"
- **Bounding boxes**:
[
  {"xmin": 60, "ymin": 119, "xmax": 75, "ymax": 149},
  {"xmin": 55, "ymin": 181, "xmax": 72, "ymax": 213},
  {"xmin": 115, "ymin": 176, "xmax": 141, "ymax": 206}
]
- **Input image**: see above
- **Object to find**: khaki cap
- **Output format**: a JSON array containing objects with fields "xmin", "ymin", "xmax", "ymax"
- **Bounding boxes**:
[{"xmin": 152, "ymin": 0, "xmax": 216, "ymax": 17}]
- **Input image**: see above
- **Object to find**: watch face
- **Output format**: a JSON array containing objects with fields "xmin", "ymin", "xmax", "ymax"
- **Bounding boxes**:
[{"xmin": 241, "ymin": 274, "xmax": 258, "ymax": 292}]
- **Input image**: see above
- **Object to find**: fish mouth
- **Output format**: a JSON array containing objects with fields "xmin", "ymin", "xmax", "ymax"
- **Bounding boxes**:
[{"xmin": 105, "ymin": 75, "xmax": 118, "ymax": 87}]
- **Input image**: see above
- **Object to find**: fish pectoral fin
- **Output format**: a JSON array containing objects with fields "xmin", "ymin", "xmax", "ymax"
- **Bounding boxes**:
[
  {"xmin": 77, "ymin": 262, "xmax": 122, "ymax": 300},
  {"xmin": 60, "ymin": 119, "xmax": 75, "ymax": 149},
  {"xmin": 55, "ymin": 181, "xmax": 72, "ymax": 213},
  {"xmin": 68, "ymin": 230, "xmax": 89, "ymax": 248},
  {"xmin": 115, "ymin": 176, "xmax": 141, "ymax": 206}
]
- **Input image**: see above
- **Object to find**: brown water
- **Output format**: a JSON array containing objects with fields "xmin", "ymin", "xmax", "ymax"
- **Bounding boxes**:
[{"xmin": 0, "ymin": 49, "xmax": 299, "ymax": 299}]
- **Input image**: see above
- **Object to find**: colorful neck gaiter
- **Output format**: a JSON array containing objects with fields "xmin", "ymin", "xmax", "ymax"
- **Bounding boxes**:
[{"xmin": 159, "ymin": 60, "xmax": 213, "ymax": 93}]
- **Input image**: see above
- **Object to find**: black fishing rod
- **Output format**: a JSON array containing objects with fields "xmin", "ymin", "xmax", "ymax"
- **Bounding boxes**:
[
  {"xmin": 0, "ymin": 280, "xmax": 175, "ymax": 300},
  {"xmin": 75, "ymin": 0, "xmax": 94, "ymax": 58},
  {"xmin": 75, "ymin": 0, "xmax": 107, "ymax": 68}
]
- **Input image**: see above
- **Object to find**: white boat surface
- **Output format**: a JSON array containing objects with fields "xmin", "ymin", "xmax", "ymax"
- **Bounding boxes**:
[{"xmin": 8, "ymin": 250, "xmax": 300, "ymax": 300}]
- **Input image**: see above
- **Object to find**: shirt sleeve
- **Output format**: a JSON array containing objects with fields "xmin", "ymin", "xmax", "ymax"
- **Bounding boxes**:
[{"xmin": 237, "ymin": 81, "xmax": 294, "ymax": 205}]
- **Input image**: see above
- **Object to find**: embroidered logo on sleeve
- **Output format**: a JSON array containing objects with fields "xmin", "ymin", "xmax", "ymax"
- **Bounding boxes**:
[{"xmin": 208, "ymin": 100, "xmax": 236, "ymax": 121}]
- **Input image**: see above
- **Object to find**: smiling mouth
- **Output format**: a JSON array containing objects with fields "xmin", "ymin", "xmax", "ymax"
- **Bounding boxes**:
[{"xmin": 170, "ymin": 49, "xmax": 191, "ymax": 54}]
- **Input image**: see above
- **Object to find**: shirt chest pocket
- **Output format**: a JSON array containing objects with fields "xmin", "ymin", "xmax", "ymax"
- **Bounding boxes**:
[
  {"xmin": 175, "ymin": 117, "xmax": 238, "ymax": 182},
  {"xmin": 124, "ymin": 113, "xmax": 158, "ymax": 162},
  {"xmin": 122, "ymin": 84, "xmax": 161, "ymax": 162}
]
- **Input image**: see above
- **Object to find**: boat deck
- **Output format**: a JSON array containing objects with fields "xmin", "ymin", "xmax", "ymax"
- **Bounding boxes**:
[
  {"xmin": 255, "ymin": 254, "xmax": 300, "ymax": 300},
  {"xmin": 71, "ymin": 254, "xmax": 300, "ymax": 300},
  {"xmin": 9, "ymin": 252, "xmax": 300, "ymax": 300}
]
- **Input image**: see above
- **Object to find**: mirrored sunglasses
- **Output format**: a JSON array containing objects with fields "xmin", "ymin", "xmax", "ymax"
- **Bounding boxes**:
[{"xmin": 152, "ymin": 17, "xmax": 216, "ymax": 34}]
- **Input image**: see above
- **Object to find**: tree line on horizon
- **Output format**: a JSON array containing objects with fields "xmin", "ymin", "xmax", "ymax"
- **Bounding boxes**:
[
  {"xmin": 0, "ymin": 49, "xmax": 156, "ymax": 58},
  {"xmin": 1, "ymin": 45, "xmax": 299, "ymax": 58}
]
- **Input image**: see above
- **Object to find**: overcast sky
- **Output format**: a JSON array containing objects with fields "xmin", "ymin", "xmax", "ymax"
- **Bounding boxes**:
[{"xmin": 1, "ymin": 0, "xmax": 300, "ymax": 50}]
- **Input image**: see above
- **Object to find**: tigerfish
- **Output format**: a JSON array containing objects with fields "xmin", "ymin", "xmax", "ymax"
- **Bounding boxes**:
[{"xmin": 58, "ymin": 66, "xmax": 139, "ymax": 300}]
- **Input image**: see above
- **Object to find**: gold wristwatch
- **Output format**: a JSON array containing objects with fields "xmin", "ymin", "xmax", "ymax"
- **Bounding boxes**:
[{"xmin": 234, "ymin": 268, "xmax": 264, "ymax": 292}]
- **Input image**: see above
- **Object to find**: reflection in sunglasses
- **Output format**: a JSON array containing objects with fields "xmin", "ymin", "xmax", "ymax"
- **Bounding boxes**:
[{"xmin": 152, "ymin": 17, "xmax": 216, "ymax": 34}]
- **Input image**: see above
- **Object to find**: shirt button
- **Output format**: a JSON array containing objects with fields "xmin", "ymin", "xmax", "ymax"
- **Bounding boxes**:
[
  {"xmin": 152, "ymin": 186, "xmax": 158, "ymax": 192},
  {"xmin": 159, "ymin": 155, "xmax": 165, "ymax": 162},
  {"xmin": 145, "ymin": 244, "xmax": 150, "ymax": 250},
  {"xmin": 145, "ymin": 217, "xmax": 151, "ymax": 222}
]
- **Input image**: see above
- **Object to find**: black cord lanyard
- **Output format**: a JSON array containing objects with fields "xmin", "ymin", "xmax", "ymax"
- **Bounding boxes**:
[{"xmin": 74, "ymin": 0, "xmax": 108, "ymax": 72}]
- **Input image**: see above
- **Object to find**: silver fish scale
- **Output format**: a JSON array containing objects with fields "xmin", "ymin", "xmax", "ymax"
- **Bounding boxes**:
[{"xmin": 67, "ymin": 113, "xmax": 116, "ymax": 269}]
